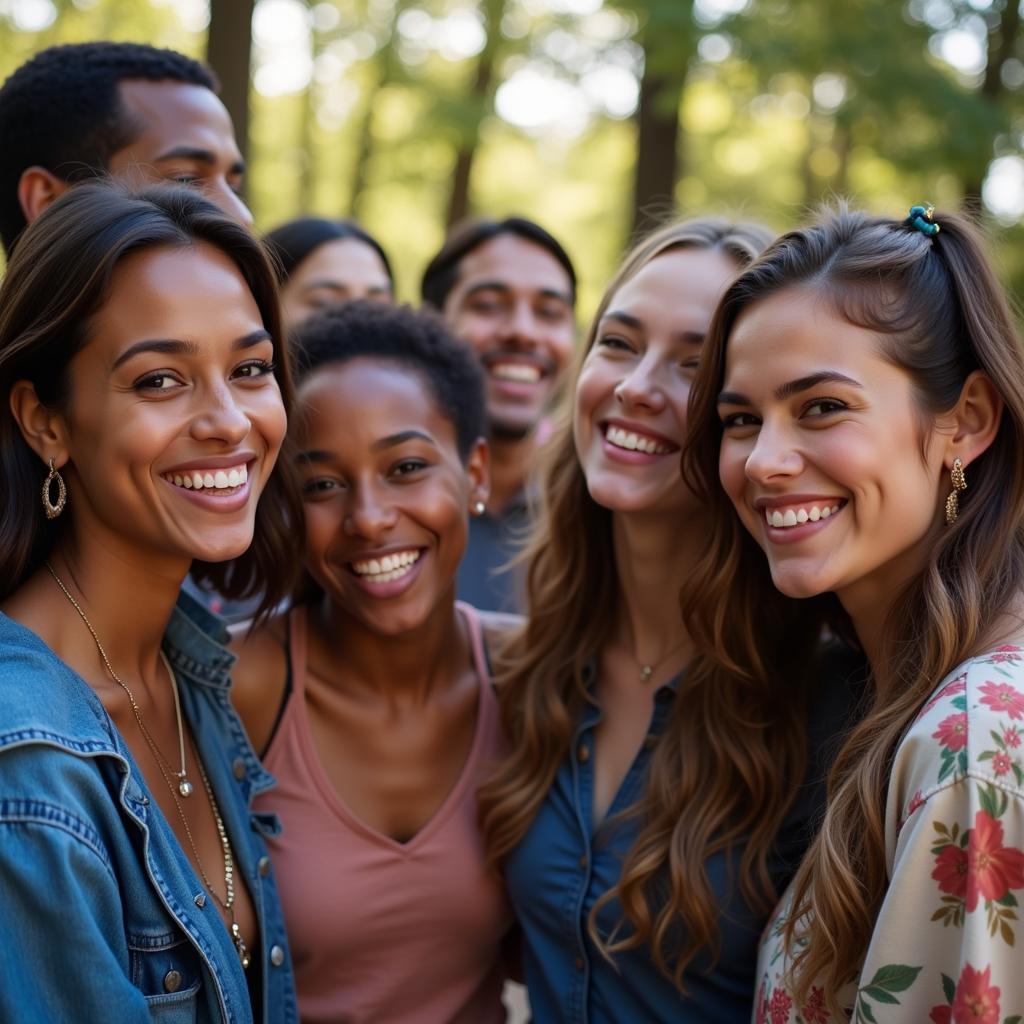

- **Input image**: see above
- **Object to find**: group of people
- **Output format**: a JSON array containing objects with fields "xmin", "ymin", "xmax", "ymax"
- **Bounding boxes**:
[{"xmin": 0, "ymin": 39, "xmax": 1022, "ymax": 1024}]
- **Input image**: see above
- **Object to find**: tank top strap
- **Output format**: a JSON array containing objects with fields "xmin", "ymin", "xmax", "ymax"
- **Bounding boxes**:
[{"xmin": 287, "ymin": 605, "xmax": 310, "ymax": 699}]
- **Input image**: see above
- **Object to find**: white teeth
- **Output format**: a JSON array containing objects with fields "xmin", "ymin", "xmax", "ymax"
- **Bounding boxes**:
[
  {"xmin": 765, "ymin": 502, "xmax": 844, "ymax": 529},
  {"xmin": 164, "ymin": 464, "xmax": 249, "ymax": 492},
  {"xmin": 605, "ymin": 425, "xmax": 672, "ymax": 455},
  {"xmin": 351, "ymin": 549, "xmax": 421, "ymax": 581},
  {"xmin": 492, "ymin": 363, "xmax": 541, "ymax": 383}
]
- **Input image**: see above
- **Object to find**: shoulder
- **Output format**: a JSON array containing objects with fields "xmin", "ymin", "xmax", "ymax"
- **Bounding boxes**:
[
  {"xmin": 458, "ymin": 603, "xmax": 524, "ymax": 674},
  {"xmin": 228, "ymin": 614, "xmax": 289, "ymax": 756}
]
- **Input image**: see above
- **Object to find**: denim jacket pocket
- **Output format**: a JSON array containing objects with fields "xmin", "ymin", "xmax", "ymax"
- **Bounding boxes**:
[{"xmin": 129, "ymin": 930, "xmax": 203, "ymax": 1009}]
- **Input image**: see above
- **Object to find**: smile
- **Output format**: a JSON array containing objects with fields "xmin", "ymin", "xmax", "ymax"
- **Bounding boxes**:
[
  {"xmin": 490, "ymin": 362, "xmax": 542, "ymax": 383},
  {"xmin": 163, "ymin": 463, "xmax": 248, "ymax": 492},
  {"xmin": 764, "ymin": 500, "xmax": 845, "ymax": 528},
  {"xmin": 604, "ymin": 424, "xmax": 676, "ymax": 455},
  {"xmin": 349, "ymin": 548, "xmax": 422, "ymax": 584}
]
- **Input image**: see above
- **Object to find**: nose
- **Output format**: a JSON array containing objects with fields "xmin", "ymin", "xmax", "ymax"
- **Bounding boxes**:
[
  {"xmin": 743, "ymin": 420, "xmax": 803, "ymax": 483},
  {"xmin": 189, "ymin": 384, "xmax": 251, "ymax": 446},
  {"xmin": 500, "ymin": 300, "xmax": 541, "ymax": 349},
  {"xmin": 343, "ymin": 483, "xmax": 399, "ymax": 539},
  {"xmin": 614, "ymin": 353, "xmax": 666, "ymax": 413},
  {"xmin": 209, "ymin": 181, "xmax": 254, "ymax": 230}
]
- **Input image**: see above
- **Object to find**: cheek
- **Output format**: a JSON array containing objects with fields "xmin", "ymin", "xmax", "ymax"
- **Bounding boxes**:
[
  {"xmin": 302, "ymin": 502, "xmax": 341, "ymax": 564},
  {"xmin": 718, "ymin": 438, "xmax": 750, "ymax": 506},
  {"xmin": 547, "ymin": 327, "xmax": 574, "ymax": 371},
  {"xmin": 248, "ymin": 384, "xmax": 288, "ymax": 456}
]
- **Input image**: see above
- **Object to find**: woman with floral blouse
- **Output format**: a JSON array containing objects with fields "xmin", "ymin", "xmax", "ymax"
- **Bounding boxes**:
[{"xmin": 684, "ymin": 204, "xmax": 1024, "ymax": 1021}]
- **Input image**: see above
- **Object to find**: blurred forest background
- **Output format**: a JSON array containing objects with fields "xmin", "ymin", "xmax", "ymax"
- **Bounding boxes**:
[{"xmin": 3, "ymin": 0, "xmax": 1024, "ymax": 316}]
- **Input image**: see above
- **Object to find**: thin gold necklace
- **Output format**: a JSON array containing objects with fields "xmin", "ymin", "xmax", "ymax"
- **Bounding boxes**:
[
  {"xmin": 46, "ymin": 562, "xmax": 250, "ymax": 969},
  {"xmin": 634, "ymin": 636, "xmax": 689, "ymax": 683}
]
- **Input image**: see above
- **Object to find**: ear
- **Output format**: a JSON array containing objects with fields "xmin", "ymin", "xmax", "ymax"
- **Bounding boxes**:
[
  {"xmin": 945, "ymin": 370, "xmax": 1002, "ymax": 471},
  {"xmin": 9, "ymin": 380, "xmax": 70, "ymax": 468},
  {"xmin": 465, "ymin": 437, "xmax": 490, "ymax": 510},
  {"xmin": 17, "ymin": 166, "xmax": 70, "ymax": 226}
]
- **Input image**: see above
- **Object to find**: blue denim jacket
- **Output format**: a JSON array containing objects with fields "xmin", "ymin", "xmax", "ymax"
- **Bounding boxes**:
[{"xmin": 0, "ymin": 590, "xmax": 297, "ymax": 1024}]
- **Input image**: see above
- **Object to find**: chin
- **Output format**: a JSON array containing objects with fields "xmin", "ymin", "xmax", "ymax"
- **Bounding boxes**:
[
  {"xmin": 768, "ymin": 565, "xmax": 832, "ymax": 600},
  {"xmin": 190, "ymin": 531, "xmax": 257, "ymax": 565}
]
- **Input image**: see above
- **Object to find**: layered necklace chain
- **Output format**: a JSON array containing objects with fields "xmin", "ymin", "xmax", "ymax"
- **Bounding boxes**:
[
  {"xmin": 45, "ymin": 563, "xmax": 250, "ymax": 969},
  {"xmin": 634, "ymin": 636, "xmax": 689, "ymax": 683}
]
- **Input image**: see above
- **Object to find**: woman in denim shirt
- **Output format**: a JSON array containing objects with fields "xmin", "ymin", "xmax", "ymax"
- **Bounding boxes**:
[{"xmin": 0, "ymin": 182, "xmax": 300, "ymax": 1022}]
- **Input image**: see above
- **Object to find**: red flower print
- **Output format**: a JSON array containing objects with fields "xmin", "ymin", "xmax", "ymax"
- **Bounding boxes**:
[
  {"xmin": 966, "ymin": 810, "xmax": 1024, "ymax": 911},
  {"xmin": 929, "ymin": 1007, "xmax": 952, "ymax": 1024},
  {"xmin": 979, "ymin": 681, "xmax": 1024, "ymax": 720},
  {"xmin": 992, "ymin": 751, "xmax": 1012, "ymax": 776},
  {"xmin": 769, "ymin": 986, "xmax": 793, "ymax": 1024},
  {"xmin": 924, "ymin": 677, "xmax": 967, "ymax": 713},
  {"xmin": 934, "ymin": 712, "xmax": 969, "ymax": 752},
  {"xmin": 1004, "ymin": 727, "xmax": 1021, "ymax": 749},
  {"xmin": 801, "ymin": 985, "xmax": 829, "ymax": 1023},
  {"xmin": 755, "ymin": 982, "xmax": 768, "ymax": 1024},
  {"xmin": 989, "ymin": 645, "xmax": 1022, "ymax": 664},
  {"xmin": 907, "ymin": 790, "xmax": 925, "ymax": 819},
  {"xmin": 932, "ymin": 843, "xmax": 969, "ymax": 899},
  {"xmin": 951, "ymin": 964, "xmax": 1000, "ymax": 1024}
]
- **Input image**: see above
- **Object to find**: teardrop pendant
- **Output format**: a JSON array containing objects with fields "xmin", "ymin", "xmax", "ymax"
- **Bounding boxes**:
[
  {"xmin": 639, "ymin": 665, "xmax": 653, "ymax": 683},
  {"xmin": 179, "ymin": 778, "xmax": 194, "ymax": 798}
]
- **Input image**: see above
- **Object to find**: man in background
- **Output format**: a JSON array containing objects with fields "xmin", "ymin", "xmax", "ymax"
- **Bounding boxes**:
[
  {"xmin": 0, "ymin": 40, "xmax": 251, "ymax": 255},
  {"xmin": 422, "ymin": 217, "xmax": 576, "ymax": 612}
]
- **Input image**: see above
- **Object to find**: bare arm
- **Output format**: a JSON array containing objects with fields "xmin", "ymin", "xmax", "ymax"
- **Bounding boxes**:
[{"xmin": 229, "ymin": 617, "xmax": 289, "ymax": 758}]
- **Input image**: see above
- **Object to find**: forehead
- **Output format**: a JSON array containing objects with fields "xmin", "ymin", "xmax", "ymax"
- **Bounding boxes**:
[
  {"xmin": 453, "ymin": 233, "xmax": 570, "ymax": 296},
  {"xmin": 294, "ymin": 238, "xmax": 390, "ymax": 284},
  {"xmin": 609, "ymin": 247, "xmax": 739, "ymax": 318},
  {"xmin": 112, "ymin": 79, "xmax": 239, "ymax": 160},
  {"xmin": 725, "ymin": 285, "xmax": 884, "ymax": 386}
]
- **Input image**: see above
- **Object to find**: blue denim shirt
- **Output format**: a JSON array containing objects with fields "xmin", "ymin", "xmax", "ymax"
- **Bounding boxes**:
[
  {"xmin": 0, "ymin": 590, "xmax": 297, "ymax": 1024},
  {"xmin": 505, "ymin": 652, "xmax": 864, "ymax": 1023}
]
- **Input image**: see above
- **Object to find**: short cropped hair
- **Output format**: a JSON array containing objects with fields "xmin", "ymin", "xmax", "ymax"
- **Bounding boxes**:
[
  {"xmin": 292, "ymin": 301, "xmax": 486, "ymax": 461},
  {"xmin": 264, "ymin": 216, "xmax": 393, "ymax": 285},
  {"xmin": 420, "ymin": 216, "xmax": 577, "ymax": 311},
  {"xmin": 0, "ymin": 42, "xmax": 217, "ymax": 254}
]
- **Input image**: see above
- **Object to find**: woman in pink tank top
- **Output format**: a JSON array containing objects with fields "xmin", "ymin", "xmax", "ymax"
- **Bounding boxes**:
[{"xmin": 231, "ymin": 302, "xmax": 515, "ymax": 1024}]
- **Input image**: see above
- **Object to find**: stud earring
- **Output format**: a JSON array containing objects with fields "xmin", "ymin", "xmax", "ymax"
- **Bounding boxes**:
[
  {"xmin": 472, "ymin": 500, "xmax": 486, "ymax": 516},
  {"xmin": 945, "ymin": 457, "xmax": 967, "ymax": 525},
  {"xmin": 41, "ymin": 457, "xmax": 67, "ymax": 519}
]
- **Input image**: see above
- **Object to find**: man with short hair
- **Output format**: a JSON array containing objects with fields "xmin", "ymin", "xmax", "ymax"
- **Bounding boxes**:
[
  {"xmin": 0, "ymin": 41, "xmax": 251, "ymax": 254},
  {"xmin": 422, "ymin": 217, "xmax": 576, "ymax": 611}
]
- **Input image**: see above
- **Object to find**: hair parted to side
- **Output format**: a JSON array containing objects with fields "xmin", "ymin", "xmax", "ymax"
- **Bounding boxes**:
[
  {"xmin": 0, "ymin": 42, "xmax": 217, "ymax": 254},
  {"xmin": 478, "ymin": 216, "xmax": 785, "ymax": 989},
  {"xmin": 420, "ymin": 215, "xmax": 578, "ymax": 310},
  {"xmin": 264, "ymin": 216, "xmax": 394, "ymax": 285},
  {"xmin": 683, "ymin": 203, "xmax": 1024, "ymax": 1014},
  {"xmin": 0, "ymin": 180, "xmax": 302, "ymax": 619}
]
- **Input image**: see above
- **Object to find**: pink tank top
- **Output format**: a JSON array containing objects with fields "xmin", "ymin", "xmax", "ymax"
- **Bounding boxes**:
[{"xmin": 254, "ymin": 603, "xmax": 513, "ymax": 1024}]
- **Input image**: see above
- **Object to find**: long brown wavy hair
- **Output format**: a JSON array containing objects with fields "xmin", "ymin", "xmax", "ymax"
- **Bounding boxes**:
[
  {"xmin": 683, "ymin": 205, "xmax": 1024, "ymax": 1014},
  {"xmin": 476, "ymin": 216, "xmax": 832, "ymax": 988}
]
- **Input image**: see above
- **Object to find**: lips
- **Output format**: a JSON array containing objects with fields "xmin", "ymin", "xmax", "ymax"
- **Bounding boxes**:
[
  {"xmin": 758, "ymin": 498, "xmax": 848, "ymax": 529},
  {"xmin": 348, "ymin": 548, "xmax": 422, "ymax": 584},
  {"xmin": 604, "ymin": 423, "xmax": 677, "ymax": 455},
  {"xmin": 163, "ymin": 463, "xmax": 248, "ymax": 492}
]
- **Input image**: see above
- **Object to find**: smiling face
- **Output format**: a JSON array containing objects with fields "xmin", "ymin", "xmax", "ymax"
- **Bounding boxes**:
[
  {"xmin": 279, "ymin": 237, "xmax": 392, "ymax": 330},
  {"xmin": 718, "ymin": 285, "xmax": 949, "ymax": 605},
  {"xmin": 106, "ymin": 79, "xmax": 252, "ymax": 228},
  {"xmin": 442, "ymin": 233, "xmax": 575, "ymax": 439},
  {"xmin": 54, "ymin": 242, "xmax": 286, "ymax": 573},
  {"xmin": 573, "ymin": 245, "xmax": 739, "ymax": 516},
  {"xmin": 295, "ymin": 358, "xmax": 487, "ymax": 636}
]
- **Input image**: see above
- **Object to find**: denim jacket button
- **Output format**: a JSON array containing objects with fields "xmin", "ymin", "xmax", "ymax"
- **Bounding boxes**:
[
  {"xmin": 577, "ymin": 744, "xmax": 590, "ymax": 764},
  {"xmin": 270, "ymin": 945, "xmax": 285, "ymax": 967},
  {"xmin": 258, "ymin": 856, "xmax": 270, "ymax": 877},
  {"xmin": 163, "ymin": 970, "xmax": 183, "ymax": 993},
  {"xmin": 232, "ymin": 758, "xmax": 247, "ymax": 781}
]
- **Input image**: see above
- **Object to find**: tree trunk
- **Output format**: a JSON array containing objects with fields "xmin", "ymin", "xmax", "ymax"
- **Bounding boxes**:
[
  {"xmin": 630, "ymin": 58, "xmax": 682, "ymax": 241},
  {"xmin": 206, "ymin": 0, "xmax": 256, "ymax": 166},
  {"xmin": 963, "ymin": 0, "xmax": 1021, "ymax": 213}
]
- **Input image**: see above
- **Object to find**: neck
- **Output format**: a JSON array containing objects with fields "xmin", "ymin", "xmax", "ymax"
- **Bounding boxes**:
[
  {"xmin": 313, "ymin": 592, "xmax": 469, "ymax": 704},
  {"xmin": 608, "ymin": 506, "xmax": 703, "ymax": 664},
  {"xmin": 486, "ymin": 430, "xmax": 536, "ymax": 513}
]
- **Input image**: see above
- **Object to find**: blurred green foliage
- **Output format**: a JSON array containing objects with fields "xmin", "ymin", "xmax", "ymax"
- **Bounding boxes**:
[{"xmin": 2, "ymin": 0, "xmax": 1023, "ymax": 321}]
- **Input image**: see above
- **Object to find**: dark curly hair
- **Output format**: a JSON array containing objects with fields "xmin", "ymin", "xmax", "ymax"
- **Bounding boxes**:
[
  {"xmin": 420, "ymin": 216, "xmax": 577, "ymax": 311},
  {"xmin": 292, "ymin": 300, "xmax": 486, "ymax": 461},
  {"xmin": 0, "ymin": 42, "xmax": 217, "ymax": 254}
]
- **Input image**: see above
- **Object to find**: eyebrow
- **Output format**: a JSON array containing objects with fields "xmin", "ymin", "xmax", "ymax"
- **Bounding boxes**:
[
  {"xmin": 111, "ymin": 329, "xmax": 271, "ymax": 371},
  {"xmin": 465, "ymin": 280, "xmax": 572, "ymax": 305},
  {"xmin": 601, "ymin": 310, "xmax": 705, "ymax": 345},
  {"xmin": 718, "ymin": 370, "xmax": 863, "ymax": 406},
  {"xmin": 153, "ymin": 145, "xmax": 246, "ymax": 176},
  {"xmin": 371, "ymin": 430, "xmax": 437, "ymax": 452}
]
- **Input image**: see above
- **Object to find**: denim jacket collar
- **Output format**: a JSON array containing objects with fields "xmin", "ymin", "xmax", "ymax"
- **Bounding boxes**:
[{"xmin": 163, "ymin": 587, "xmax": 236, "ymax": 689}]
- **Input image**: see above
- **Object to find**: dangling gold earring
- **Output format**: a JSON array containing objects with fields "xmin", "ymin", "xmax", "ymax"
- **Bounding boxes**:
[
  {"xmin": 41, "ymin": 457, "xmax": 67, "ymax": 519},
  {"xmin": 945, "ymin": 457, "xmax": 966, "ymax": 525}
]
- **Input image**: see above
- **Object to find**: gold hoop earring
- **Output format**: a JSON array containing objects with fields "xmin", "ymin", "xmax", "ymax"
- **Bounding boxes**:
[
  {"xmin": 945, "ymin": 457, "xmax": 967, "ymax": 525},
  {"xmin": 41, "ymin": 457, "xmax": 67, "ymax": 520}
]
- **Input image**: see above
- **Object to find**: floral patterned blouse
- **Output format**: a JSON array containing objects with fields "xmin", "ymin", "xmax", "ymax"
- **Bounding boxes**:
[{"xmin": 754, "ymin": 645, "xmax": 1024, "ymax": 1024}]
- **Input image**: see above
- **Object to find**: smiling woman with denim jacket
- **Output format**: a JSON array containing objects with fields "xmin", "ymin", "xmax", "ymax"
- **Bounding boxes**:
[{"xmin": 0, "ymin": 182, "xmax": 301, "ymax": 1023}]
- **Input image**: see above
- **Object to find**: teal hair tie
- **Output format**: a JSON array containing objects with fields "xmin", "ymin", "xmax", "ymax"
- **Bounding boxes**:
[{"xmin": 908, "ymin": 203, "xmax": 940, "ymax": 237}]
